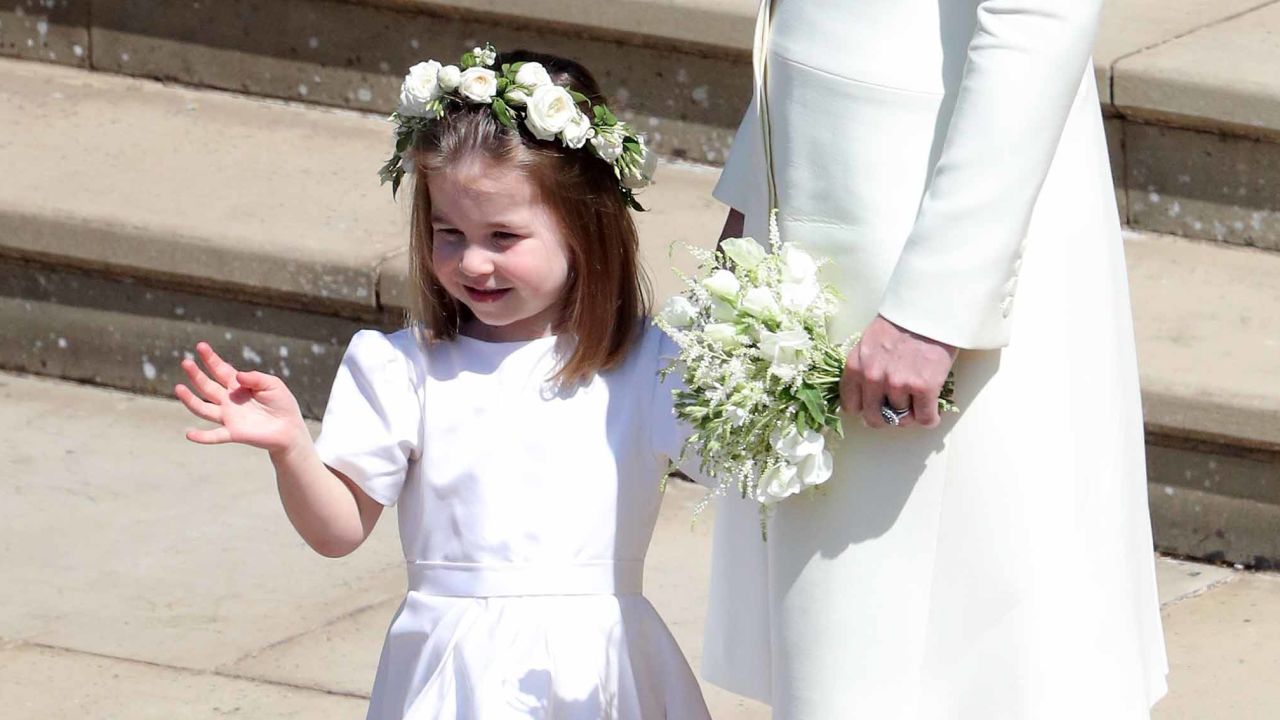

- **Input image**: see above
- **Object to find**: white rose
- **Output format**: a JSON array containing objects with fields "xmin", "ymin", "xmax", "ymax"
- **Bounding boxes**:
[
  {"xmin": 704, "ymin": 323, "xmax": 743, "ymax": 349},
  {"xmin": 473, "ymin": 45, "xmax": 497, "ymax": 67},
  {"xmin": 505, "ymin": 62, "xmax": 551, "ymax": 106},
  {"xmin": 780, "ymin": 244, "xmax": 818, "ymax": 285},
  {"xmin": 721, "ymin": 236, "xmax": 767, "ymax": 271},
  {"xmin": 437, "ymin": 64, "xmax": 461, "ymax": 92},
  {"xmin": 659, "ymin": 296, "xmax": 698, "ymax": 328},
  {"xmin": 758, "ymin": 328, "xmax": 812, "ymax": 375},
  {"xmin": 710, "ymin": 298, "xmax": 737, "ymax": 322},
  {"xmin": 590, "ymin": 126, "xmax": 626, "ymax": 162},
  {"xmin": 758, "ymin": 462, "xmax": 803, "ymax": 504},
  {"xmin": 397, "ymin": 60, "xmax": 442, "ymax": 116},
  {"xmin": 560, "ymin": 111, "xmax": 594, "ymax": 149},
  {"xmin": 779, "ymin": 280, "xmax": 821, "ymax": 312},
  {"xmin": 740, "ymin": 287, "xmax": 780, "ymax": 321},
  {"xmin": 457, "ymin": 66, "xmax": 498, "ymax": 103},
  {"xmin": 524, "ymin": 85, "xmax": 578, "ymax": 140},
  {"xmin": 701, "ymin": 269, "xmax": 740, "ymax": 302},
  {"xmin": 774, "ymin": 428, "xmax": 833, "ymax": 488}
]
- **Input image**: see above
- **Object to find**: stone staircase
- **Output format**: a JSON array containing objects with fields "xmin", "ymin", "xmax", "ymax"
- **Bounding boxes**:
[{"xmin": 2, "ymin": 0, "xmax": 1277, "ymax": 568}]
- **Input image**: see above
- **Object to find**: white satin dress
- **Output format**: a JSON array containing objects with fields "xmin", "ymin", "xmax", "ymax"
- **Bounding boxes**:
[
  {"xmin": 702, "ymin": 1, "xmax": 1169, "ymax": 717},
  {"xmin": 314, "ymin": 326, "xmax": 710, "ymax": 720}
]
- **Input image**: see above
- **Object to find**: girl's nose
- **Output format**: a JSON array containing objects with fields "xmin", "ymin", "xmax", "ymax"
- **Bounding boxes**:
[{"xmin": 459, "ymin": 244, "xmax": 495, "ymax": 277}]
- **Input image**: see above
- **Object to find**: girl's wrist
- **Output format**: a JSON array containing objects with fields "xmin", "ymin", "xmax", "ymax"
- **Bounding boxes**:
[{"xmin": 268, "ymin": 424, "xmax": 315, "ymax": 468}]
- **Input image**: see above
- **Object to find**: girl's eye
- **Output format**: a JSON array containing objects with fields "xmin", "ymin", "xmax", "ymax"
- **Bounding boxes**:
[
  {"xmin": 434, "ymin": 229, "xmax": 463, "ymax": 242},
  {"xmin": 493, "ymin": 231, "xmax": 521, "ymax": 242}
]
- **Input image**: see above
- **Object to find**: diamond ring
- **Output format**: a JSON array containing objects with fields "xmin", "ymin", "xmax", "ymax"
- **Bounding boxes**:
[{"xmin": 880, "ymin": 402, "xmax": 911, "ymax": 426}]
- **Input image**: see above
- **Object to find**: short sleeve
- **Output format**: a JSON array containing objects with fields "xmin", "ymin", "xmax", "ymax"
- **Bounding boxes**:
[
  {"xmin": 313, "ymin": 329, "xmax": 423, "ymax": 506},
  {"xmin": 712, "ymin": 94, "xmax": 769, "ymax": 221},
  {"xmin": 649, "ymin": 330, "xmax": 713, "ymax": 488}
]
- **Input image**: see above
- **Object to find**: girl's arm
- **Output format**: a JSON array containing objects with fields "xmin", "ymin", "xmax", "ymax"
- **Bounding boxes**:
[{"xmin": 176, "ymin": 342, "xmax": 382, "ymax": 558}]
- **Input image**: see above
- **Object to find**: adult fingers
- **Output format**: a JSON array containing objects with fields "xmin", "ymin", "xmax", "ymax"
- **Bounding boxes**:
[
  {"xmin": 196, "ymin": 342, "xmax": 239, "ymax": 387},
  {"xmin": 860, "ymin": 369, "xmax": 887, "ymax": 429},
  {"xmin": 175, "ymin": 383, "xmax": 223, "ymax": 424},
  {"xmin": 841, "ymin": 351, "xmax": 864, "ymax": 415},
  {"xmin": 181, "ymin": 356, "xmax": 226, "ymax": 403},
  {"xmin": 185, "ymin": 426, "xmax": 233, "ymax": 445},
  {"xmin": 885, "ymin": 380, "xmax": 916, "ymax": 428},
  {"xmin": 913, "ymin": 381, "xmax": 943, "ymax": 429}
]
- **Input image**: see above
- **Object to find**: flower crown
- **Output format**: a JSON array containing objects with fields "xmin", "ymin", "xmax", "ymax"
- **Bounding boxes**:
[{"xmin": 378, "ymin": 44, "xmax": 657, "ymax": 211}]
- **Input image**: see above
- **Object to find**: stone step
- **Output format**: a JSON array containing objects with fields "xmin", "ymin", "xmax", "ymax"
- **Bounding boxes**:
[
  {"xmin": 3, "ymin": 0, "xmax": 1279, "ymax": 252},
  {"xmin": 0, "ymin": 56, "xmax": 1277, "ymax": 568}
]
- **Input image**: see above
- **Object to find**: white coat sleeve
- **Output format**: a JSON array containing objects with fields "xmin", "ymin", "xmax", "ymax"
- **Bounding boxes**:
[
  {"xmin": 313, "ymin": 329, "xmax": 423, "ymax": 506},
  {"xmin": 878, "ymin": 0, "xmax": 1103, "ymax": 349}
]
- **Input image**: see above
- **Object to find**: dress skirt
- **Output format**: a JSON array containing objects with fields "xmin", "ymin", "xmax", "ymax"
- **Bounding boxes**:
[{"xmin": 702, "ymin": 1, "xmax": 1169, "ymax": 717}]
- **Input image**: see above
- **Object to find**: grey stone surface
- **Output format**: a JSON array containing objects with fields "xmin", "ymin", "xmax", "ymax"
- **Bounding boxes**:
[
  {"xmin": 1105, "ymin": 117, "xmax": 1128, "ymax": 221},
  {"xmin": 0, "ymin": 256, "xmax": 390, "ymax": 419},
  {"xmin": 1127, "ymin": 123, "xmax": 1280, "ymax": 250},
  {"xmin": 1155, "ymin": 555, "xmax": 1237, "ymax": 606},
  {"xmin": 91, "ymin": 0, "xmax": 750, "ymax": 164},
  {"xmin": 0, "ymin": 371, "xmax": 407, "ymax": 669},
  {"xmin": 1148, "ymin": 441, "xmax": 1280, "ymax": 569},
  {"xmin": 1092, "ymin": 0, "xmax": 1267, "ymax": 109},
  {"xmin": 1113, "ymin": 1, "xmax": 1280, "ymax": 139},
  {"xmin": 0, "ymin": 644, "xmax": 370, "ymax": 719},
  {"xmin": 1125, "ymin": 232, "xmax": 1280, "ymax": 449},
  {"xmin": 0, "ymin": 0, "xmax": 88, "ymax": 67},
  {"xmin": 1154, "ymin": 572, "xmax": 1280, "ymax": 720},
  {"xmin": 0, "ymin": 57, "xmax": 404, "ymax": 307}
]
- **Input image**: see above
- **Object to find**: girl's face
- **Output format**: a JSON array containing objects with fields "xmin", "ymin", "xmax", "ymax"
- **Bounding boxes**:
[{"xmin": 428, "ymin": 157, "xmax": 572, "ymax": 343}]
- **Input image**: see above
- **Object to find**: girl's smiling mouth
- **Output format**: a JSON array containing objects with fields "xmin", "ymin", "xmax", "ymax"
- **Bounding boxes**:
[{"xmin": 463, "ymin": 286, "xmax": 512, "ymax": 303}]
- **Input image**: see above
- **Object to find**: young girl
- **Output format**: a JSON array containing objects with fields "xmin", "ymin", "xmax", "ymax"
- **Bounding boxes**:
[{"xmin": 174, "ymin": 47, "xmax": 710, "ymax": 719}]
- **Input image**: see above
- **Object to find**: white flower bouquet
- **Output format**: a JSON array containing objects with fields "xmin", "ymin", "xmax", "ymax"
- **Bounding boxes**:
[{"xmin": 656, "ymin": 213, "xmax": 956, "ymax": 514}]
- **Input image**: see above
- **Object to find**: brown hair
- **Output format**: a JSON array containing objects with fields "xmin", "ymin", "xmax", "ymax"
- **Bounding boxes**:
[{"xmin": 405, "ymin": 50, "xmax": 651, "ymax": 385}]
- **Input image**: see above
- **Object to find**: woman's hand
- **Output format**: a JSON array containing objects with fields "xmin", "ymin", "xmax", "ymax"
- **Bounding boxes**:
[
  {"xmin": 841, "ymin": 315, "xmax": 958, "ymax": 429},
  {"xmin": 175, "ymin": 342, "xmax": 309, "ymax": 454}
]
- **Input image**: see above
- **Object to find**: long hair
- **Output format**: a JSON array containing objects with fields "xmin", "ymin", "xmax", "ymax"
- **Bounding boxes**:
[{"xmin": 406, "ymin": 50, "xmax": 651, "ymax": 385}]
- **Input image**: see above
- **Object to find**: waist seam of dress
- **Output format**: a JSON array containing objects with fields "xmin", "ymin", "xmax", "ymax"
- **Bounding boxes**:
[{"xmin": 771, "ymin": 51, "xmax": 946, "ymax": 98}]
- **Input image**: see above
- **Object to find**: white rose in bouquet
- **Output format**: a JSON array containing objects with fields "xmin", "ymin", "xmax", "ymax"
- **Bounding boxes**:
[
  {"xmin": 710, "ymin": 298, "xmax": 737, "ymax": 322},
  {"xmin": 705, "ymin": 323, "xmax": 744, "ymax": 349},
  {"xmin": 701, "ymin": 269, "xmax": 741, "ymax": 302},
  {"xmin": 560, "ymin": 111, "xmax": 594, "ymax": 149},
  {"xmin": 437, "ymin": 65, "xmax": 461, "ymax": 92},
  {"xmin": 758, "ymin": 328, "xmax": 812, "ymax": 378},
  {"xmin": 780, "ymin": 244, "xmax": 818, "ymax": 284},
  {"xmin": 741, "ymin": 287, "xmax": 780, "ymax": 321},
  {"xmin": 721, "ymin": 236, "xmax": 767, "ymax": 271},
  {"xmin": 398, "ymin": 60, "xmax": 442, "ymax": 116},
  {"xmin": 524, "ymin": 85, "xmax": 578, "ymax": 140},
  {"xmin": 457, "ymin": 66, "xmax": 498, "ymax": 103},
  {"xmin": 759, "ymin": 462, "xmax": 803, "ymax": 503},
  {"xmin": 775, "ymin": 428, "xmax": 833, "ymax": 488},
  {"xmin": 659, "ymin": 296, "xmax": 698, "ymax": 328}
]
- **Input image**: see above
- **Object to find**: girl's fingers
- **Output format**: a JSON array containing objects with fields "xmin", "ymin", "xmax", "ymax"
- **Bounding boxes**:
[
  {"xmin": 181, "ymin": 357, "xmax": 226, "ymax": 402},
  {"xmin": 196, "ymin": 342, "xmax": 239, "ymax": 387},
  {"xmin": 175, "ymin": 384, "xmax": 223, "ymax": 424},
  {"xmin": 185, "ymin": 426, "xmax": 233, "ymax": 445},
  {"xmin": 235, "ymin": 370, "xmax": 274, "ymax": 391}
]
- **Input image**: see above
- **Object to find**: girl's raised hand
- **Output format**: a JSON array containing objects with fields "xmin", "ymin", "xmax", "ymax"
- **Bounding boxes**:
[{"xmin": 175, "ymin": 342, "xmax": 309, "ymax": 455}]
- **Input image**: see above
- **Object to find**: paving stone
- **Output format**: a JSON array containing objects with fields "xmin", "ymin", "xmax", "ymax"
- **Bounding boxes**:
[
  {"xmin": 1154, "ymin": 572, "xmax": 1280, "ymax": 719},
  {"xmin": 0, "ymin": 644, "xmax": 368, "ymax": 719},
  {"xmin": 1114, "ymin": 1, "xmax": 1280, "ymax": 139},
  {"xmin": 0, "ymin": 372, "xmax": 407, "ymax": 670},
  {"xmin": 1155, "ymin": 556, "xmax": 1238, "ymax": 606},
  {"xmin": 0, "ymin": 0, "xmax": 88, "ymax": 67}
]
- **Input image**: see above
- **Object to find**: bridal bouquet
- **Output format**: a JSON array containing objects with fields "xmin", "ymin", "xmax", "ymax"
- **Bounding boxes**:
[{"xmin": 656, "ymin": 213, "xmax": 956, "ymax": 511}]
